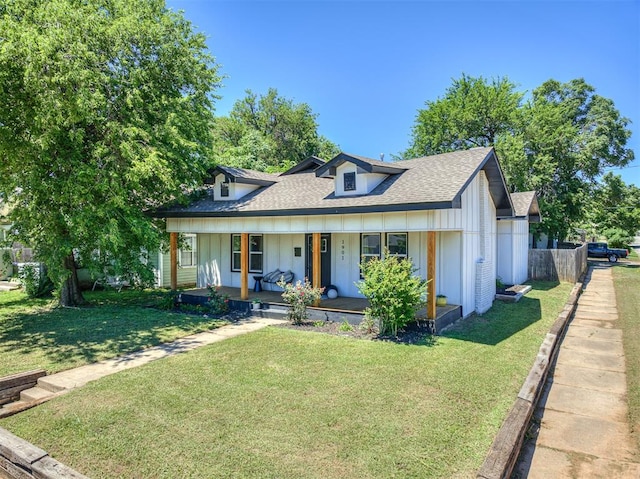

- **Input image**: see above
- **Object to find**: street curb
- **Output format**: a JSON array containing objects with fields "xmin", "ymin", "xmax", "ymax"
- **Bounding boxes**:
[{"xmin": 476, "ymin": 270, "xmax": 587, "ymax": 479}]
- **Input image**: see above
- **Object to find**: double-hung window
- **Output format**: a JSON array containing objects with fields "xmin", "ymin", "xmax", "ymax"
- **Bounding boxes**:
[
  {"xmin": 231, "ymin": 234, "xmax": 263, "ymax": 273},
  {"xmin": 361, "ymin": 233, "xmax": 381, "ymax": 263},
  {"xmin": 220, "ymin": 181, "xmax": 230, "ymax": 197},
  {"xmin": 179, "ymin": 234, "xmax": 197, "ymax": 267},
  {"xmin": 386, "ymin": 233, "xmax": 408, "ymax": 258}
]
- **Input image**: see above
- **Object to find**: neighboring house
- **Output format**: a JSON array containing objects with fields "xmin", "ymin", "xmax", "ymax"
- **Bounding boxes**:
[
  {"xmin": 148, "ymin": 234, "xmax": 197, "ymax": 288},
  {"xmin": 497, "ymin": 191, "xmax": 541, "ymax": 285},
  {"xmin": 156, "ymin": 147, "xmax": 523, "ymax": 318}
]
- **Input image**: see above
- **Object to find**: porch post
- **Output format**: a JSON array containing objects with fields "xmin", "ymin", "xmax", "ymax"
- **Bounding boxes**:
[
  {"xmin": 241, "ymin": 233, "xmax": 249, "ymax": 300},
  {"xmin": 427, "ymin": 231, "xmax": 436, "ymax": 320},
  {"xmin": 312, "ymin": 232, "xmax": 321, "ymax": 306},
  {"xmin": 170, "ymin": 232, "xmax": 178, "ymax": 290}
]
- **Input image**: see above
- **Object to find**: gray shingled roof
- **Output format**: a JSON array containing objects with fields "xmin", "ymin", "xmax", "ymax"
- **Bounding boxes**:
[
  {"xmin": 211, "ymin": 166, "xmax": 280, "ymax": 185},
  {"xmin": 509, "ymin": 191, "xmax": 540, "ymax": 218},
  {"xmin": 157, "ymin": 147, "xmax": 514, "ymax": 217}
]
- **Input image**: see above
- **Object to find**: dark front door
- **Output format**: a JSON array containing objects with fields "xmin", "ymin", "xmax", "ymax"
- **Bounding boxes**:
[{"xmin": 306, "ymin": 234, "xmax": 331, "ymax": 288}]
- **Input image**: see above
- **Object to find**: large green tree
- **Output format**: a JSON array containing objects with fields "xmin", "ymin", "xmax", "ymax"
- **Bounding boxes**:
[
  {"xmin": 406, "ymin": 75, "xmax": 634, "ymax": 244},
  {"xmin": 584, "ymin": 172, "xmax": 640, "ymax": 245},
  {"xmin": 0, "ymin": 0, "xmax": 221, "ymax": 305},
  {"xmin": 213, "ymin": 88, "xmax": 339, "ymax": 171}
]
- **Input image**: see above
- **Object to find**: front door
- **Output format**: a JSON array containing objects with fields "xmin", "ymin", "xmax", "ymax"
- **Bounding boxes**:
[{"xmin": 306, "ymin": 234, "xmax": 331, "ymax": 288}]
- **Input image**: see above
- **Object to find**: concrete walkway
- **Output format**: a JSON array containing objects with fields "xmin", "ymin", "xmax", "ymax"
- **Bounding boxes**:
[
  {"xmin": 515, "ymin": 264, "xmax": 640, "ymax": 478},
  {"xmin": 2, "ymin": 316, "xmax": 285, "ymax": 415}
]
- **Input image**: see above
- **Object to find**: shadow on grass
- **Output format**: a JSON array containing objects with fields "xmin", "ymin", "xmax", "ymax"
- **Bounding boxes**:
[
  {"xmin": 441, "ymin": 295, "xmax": 542, "ymax": 346},
  {"xmin": 0, "ymin": 290, "xmax": 227, "ymax": 371}
]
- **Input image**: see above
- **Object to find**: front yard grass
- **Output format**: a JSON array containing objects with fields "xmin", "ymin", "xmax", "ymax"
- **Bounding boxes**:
[
  {"xmin": 612, "ymin": 263, "xmax": 640, "ymax": 451},
  {"xmin": 0, "ymin": 289, "xmax": 228, "ymax": 377},
  {"xmin": 1, "ymin": 281, "xmax": 571, "ymax": 478}
]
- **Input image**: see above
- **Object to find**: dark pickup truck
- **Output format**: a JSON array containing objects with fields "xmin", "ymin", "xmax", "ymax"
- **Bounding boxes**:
[{"xmin": 587, "ymin": 242, "xmax": 628, "ymax": 263}]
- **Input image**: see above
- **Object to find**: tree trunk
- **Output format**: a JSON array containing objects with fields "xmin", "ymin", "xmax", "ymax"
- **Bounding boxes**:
[{"xmin": 60, "ymin": 252, "xmax": 86, "ymax": 306}]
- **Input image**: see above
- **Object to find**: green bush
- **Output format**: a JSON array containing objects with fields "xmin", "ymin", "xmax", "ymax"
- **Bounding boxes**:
[
  {"xmin": 603, "ymin": 228, "xmax": 633, "ymax": 249},
  {"xmin": 357, "ymin": 252, "xmax": 427, "ymax": 336},
  {"xmin": 19, "ymin": 263, "xmax": 54, "ymax": 298},
  {"xmin": 207, "ymin": 285, "xmax": 230, "ymax": 315}
]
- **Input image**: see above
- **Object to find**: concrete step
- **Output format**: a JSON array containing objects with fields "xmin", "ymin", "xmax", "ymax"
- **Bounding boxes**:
[
  {"xmin": 37, "ymin": 375, "xmax": 69, "ymax": 393},
  {"xmin": 0, "ymin": 281, "xmax": 21, "ymax": 291},
  {"xmin": 20, "ymin": 386, "xmax": 54, "ymax": 403}
]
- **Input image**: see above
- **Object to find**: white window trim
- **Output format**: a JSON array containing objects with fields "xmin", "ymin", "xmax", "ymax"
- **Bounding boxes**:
[
  {"xmin": 386, "ymin": 232, "xmax": 408, "ymax": 258},
  {"xmin": 231, "ymin": 234, "xmax": 263, "ymax": 273},
  {"xmin": 178, "ymin": 234, "xmax": 197, "ymax": 268}
]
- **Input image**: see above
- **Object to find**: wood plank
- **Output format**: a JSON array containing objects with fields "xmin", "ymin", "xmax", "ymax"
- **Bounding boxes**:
[
  {"xmin": 32, "ymin": 456, "xmax": 89, "ymax": 479},
  {"xmin": 169, "ymin": 232, "xmax": 178, "ymax": 290},
  {"xmin": 312, "ymin": 233, "xmax": 321, "ymax": 307},
  {"xmin": 0, "ymin": 371, "xmax": 46, "ymax": 391},
  {"xmin": 477, "ymin": 398, "xmax": 532, "ymax": 479},
  {"xmin": 0, "ymin": 455, "xmax": 34, "ymax": 479},
  {"xmin": 0, "ymin": 385, "xmax": 36, "ymax": 406},
  {"xmin": 0, "ymin": 428, "xmax": 47, "ymax": 469},
  {"xmin": 426, "ymin": 231, "xmax": 436, "ymax": 319},
  {"xmin": 240, "ymin": 233, "xmax": 248, "ymax": 300}
]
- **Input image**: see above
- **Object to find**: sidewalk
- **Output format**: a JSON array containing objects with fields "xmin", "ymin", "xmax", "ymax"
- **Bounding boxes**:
[
  {"xmin": 1, "ymin": 316, "xmax": 286, "ymax": 416},
  {"xmin": 515, "ymin": 264, "xmax": 640, "ymax": 478}
]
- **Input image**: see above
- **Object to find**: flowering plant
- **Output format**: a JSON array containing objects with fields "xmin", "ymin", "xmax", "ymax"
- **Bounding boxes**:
[
  {"xmin": 207, "ymin": 284, "xmax": 230, "ymax": 315},
  {"xmin": 277, "ymin": 277, "xmax": 323, "ymax": 324}
]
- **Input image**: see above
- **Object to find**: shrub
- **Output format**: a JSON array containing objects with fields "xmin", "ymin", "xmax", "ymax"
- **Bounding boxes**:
[
  {"xmin": 207, "ymin": 284, "xmax": 230, "ymax": 315},
  {"xmin": 338, "ymin": 320, "xmax": 354, "ymax": 332},
  {"xmin": 158, "ymin": 290, "xmax": 179, "ymax": 310},
  {"xmin": 602, "ymin": 228, "xmax": 633, "ymax": 250},
  {"xmin": 19, "ymin": 263, "xmax": 54, "ymax": 298},
  {"xmin": 278, "ymin": 277, "xmax": 323, "ymax": 324},
  {"xmin": 358, "ymin": 252, "xmax": 427, "ymax": 336},
  {"xmin": 359, "ymin": 312, "xmax": 378, "ymax": 334}
]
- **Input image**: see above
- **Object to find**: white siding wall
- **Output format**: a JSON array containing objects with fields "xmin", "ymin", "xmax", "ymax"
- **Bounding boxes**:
[
  {"xmin": 167, "ymin": 209, "xmax": 465, "ymax": 234},
  {"xmin": 150, "ymin": 251, "xmax": 196, "ymax": 288},
  {"xmin": 497, "ymin": 219, "xmax": 530, "ymax": 285}
]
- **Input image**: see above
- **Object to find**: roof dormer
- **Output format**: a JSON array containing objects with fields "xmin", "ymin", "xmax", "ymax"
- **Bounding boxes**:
[
  {"xmin": 315, "ymin": 153, "xmax": 406, "ymax": 197},
  {"xmin": 205, "ymin": 166, "xmax": 278, "ymax": 201}
]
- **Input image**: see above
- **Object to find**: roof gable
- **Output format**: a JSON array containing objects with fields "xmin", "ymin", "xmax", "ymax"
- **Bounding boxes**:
[
  {"xmin": 205, "ymin": 166, "xmax": 279, "ymax": 186},
  {"xmin": 280, "ymin": 156, "xmax": 326, "ymax": 176},
  {"xmin": 506, "ymin": 191, "xmax": 541, "ymax": 222},
  {"xmin": 315, "ymin": 152, "xmax": 406, "ymax": 178}
]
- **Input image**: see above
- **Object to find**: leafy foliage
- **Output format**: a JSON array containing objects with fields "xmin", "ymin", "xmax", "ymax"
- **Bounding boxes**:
[
  {"xmin": 278, "ymin": 277, "xmax": 323, "ymax": 324},
  {"xmin": 19, "ymin": 263, "xmax": 54, "ymax": 298},
  {"xmin": 585, "ymin": 173, "xmax": 640, "ymax": 242},
  {"xmin": 357, "ymin": 252, "xmax": 427, "ymax": 336},
  {"xmin": 212, "ymin": 88, "xmax": 339, "ymax": 171},
  {"xmin": 0, "ymin": 0, "xmax": 221, "ymax": 305},
  {"xmin": 206, "ymin": 284, "xmax": 230, "ymax": 315},
  {"xmin": 406, "ymin": 75, "xmax": 634, "ymax": 244}
]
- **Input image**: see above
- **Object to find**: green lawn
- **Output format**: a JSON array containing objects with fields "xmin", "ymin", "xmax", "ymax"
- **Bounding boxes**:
[
  {"xmin": 0, "ymin": 289, "xmax": 228, "ymax": 377},
  {"xmin": 612, "ymin": 262, "xmax": 640, "ymax": 452},
  {"xmin": 1, "ymin": 281, "xmax": 571, "ymax": 478}
]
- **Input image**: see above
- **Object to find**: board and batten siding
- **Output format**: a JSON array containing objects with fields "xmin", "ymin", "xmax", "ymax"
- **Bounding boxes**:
[
  {"xmin": 497, "ymin": 219, "xmax": 529, "ymax": 285},
  {"xmin": 169, "ymin": 170, "xmax": 498, "ymax": 317},
  {"xmin": 149, "ymin": 251, "xmax": 196, "ymax": 288}
]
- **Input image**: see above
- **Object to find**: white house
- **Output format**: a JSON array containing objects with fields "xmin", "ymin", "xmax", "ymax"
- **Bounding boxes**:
[
  {"xmin": 157, "ymin": 147, "xmax": 531, "ymax": 319},
  {"xmin": 497, "ymin": 191, "xmax": 541, "ymax": 285}
]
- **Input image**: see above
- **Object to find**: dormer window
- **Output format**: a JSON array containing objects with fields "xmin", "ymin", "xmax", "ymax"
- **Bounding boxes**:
[
  {"xmin": 220, "ymin": 182, "xmax": 230, "ymax": 197},
  {"xmin": 344, "ymin": 172, "xmax": 356, "ymax": 191}
]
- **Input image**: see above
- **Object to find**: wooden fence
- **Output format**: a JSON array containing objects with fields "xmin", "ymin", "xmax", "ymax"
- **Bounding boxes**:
[{"xmin": 528, "ymin": 243, "xmax": 587, "ymax": 283}]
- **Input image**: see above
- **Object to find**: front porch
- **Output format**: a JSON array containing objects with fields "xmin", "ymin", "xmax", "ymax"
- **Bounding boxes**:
[{"xmin": 180, "ymin": 286, "xmax": 462, "ymax": 333}]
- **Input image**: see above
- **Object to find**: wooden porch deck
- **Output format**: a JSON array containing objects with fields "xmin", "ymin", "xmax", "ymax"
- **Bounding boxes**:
[{"xmin": 180, "ymin": 286, "xmax": 462, "ymax": 331}]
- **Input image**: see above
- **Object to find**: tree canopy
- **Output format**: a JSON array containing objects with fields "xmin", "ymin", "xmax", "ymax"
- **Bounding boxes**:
[
  {"xmin": 405, "ymin": 75, "xmax": 634, "ymax": 243},
  {"xmin": 0, "ymin": 0, "xmax": 221, "ymax": 305},
  {"xmin": 212, "ymin": 88, "xmax": 339, "ymax": 172}
]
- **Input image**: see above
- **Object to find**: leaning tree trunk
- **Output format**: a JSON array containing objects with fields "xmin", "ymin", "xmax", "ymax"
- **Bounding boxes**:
[{"xmin": 60, "ymin": 252, "xmax": 86, "ymax": 306}]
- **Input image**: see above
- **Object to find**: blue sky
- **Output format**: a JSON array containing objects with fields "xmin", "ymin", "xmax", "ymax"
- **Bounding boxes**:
[{"xmin": 166, "ymin": 0, "xmax": 640, "ymax": 186}]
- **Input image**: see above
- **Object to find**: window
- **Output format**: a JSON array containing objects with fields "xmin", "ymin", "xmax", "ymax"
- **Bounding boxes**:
[
  {"xmin": 231, "ymin": 234, "xmax": 264, "ymax": 273},
  {"xmin": 361, "ymin": 233, "xmax": 381, "ymax": 262},
  {"xmin": 386, "ymin": 233, "xmax": 408, "ymax": 258},
  {"xmin": 231, "ymin": 234, "xmax": 241, "ymax": 271},
  {"xmin": 179, "ymin": 234, "xmax": 197, "ymax": 267},
  {"xmin": 344, "ymin": 172, "xmax": 356, "ymax": 191},
  {"xmin": 220, "ymin": 181, "xmax": 230, "ymax": 197}
]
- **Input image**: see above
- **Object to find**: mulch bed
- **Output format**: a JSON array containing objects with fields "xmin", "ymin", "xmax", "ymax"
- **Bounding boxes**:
[{"xmin": 274, "ymin": 319, "xmax": 436, "ymax": 345}]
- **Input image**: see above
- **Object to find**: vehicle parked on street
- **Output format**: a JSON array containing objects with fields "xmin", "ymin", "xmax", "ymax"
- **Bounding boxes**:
[{"xmin": 587, "ymin": 242, "xmax": 628, "ymax": 263}]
